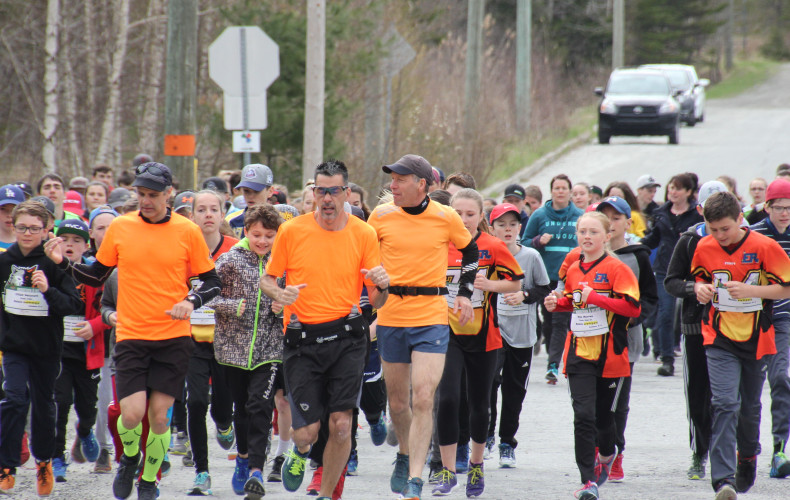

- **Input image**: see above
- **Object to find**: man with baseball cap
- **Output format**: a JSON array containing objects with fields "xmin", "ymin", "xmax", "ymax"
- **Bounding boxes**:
[
  {"xmin": 370, "ymin": 154, "xmax": 478, "ymax": 499},
  {"xmin": 635, "ymin": 174, "xmax": 661, "ymax": 226},
  {"xmin": 0, "ymin": 185, "xmax": 25, "ymax": 251},
  {"xmin": 503, "ymin": 184, "xmax": 530, "ymax": 237},
  {"xmin": 44, "ymin": 161, "xmax": 221, "ymax": 500},
  {"xmin": 226, "ymin": 164, "xmax": 275, "ymax": 238},
  {"xmin": 202, "ymin": 176, "xmax": 238, "ymax": 215}
]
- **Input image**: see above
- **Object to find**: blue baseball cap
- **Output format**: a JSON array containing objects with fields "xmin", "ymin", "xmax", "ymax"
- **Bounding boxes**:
[
  {"xmin": 89, "ymin": 206, "xmax": 119, "ymax": 228},
  {"xmin": 0, "ymin": 185, "xmax": 25, "ymax": 206},
  {"xmin": 597, "ymin": 196, "xmax": 631, "ymax": 218}
]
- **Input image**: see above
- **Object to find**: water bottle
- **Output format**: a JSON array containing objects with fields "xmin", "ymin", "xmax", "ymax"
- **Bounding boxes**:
[{"xmin": 285, "ymin": 313, "xmax": 303, "ymax": 346}]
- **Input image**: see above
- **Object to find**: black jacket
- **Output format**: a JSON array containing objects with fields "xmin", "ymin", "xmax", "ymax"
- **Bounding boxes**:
[
  {"xmin": 0, "ymin": 243, "xmax": 82, "ymax": 359},
  {"xmin": 663, "ymin": 222, "xmax": 706, "ymax": 335},
  {"xmin": 614, "ymin": 244, "xmax": 658, "ymax": 327},
  {"xmin": 641, "ymin": 201, "xmax": 703, "ymax": 274}
]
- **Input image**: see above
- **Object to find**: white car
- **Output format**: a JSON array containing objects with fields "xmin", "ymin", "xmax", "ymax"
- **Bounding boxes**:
[{"xmin": 641, "ymin": 64, "xmax": 709, "ymax": 126}]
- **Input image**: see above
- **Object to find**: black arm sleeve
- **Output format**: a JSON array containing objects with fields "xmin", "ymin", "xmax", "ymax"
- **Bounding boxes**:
[
  {"xmin": 190, "ymin": 268, "xmax": 221, "ymax": 308},
  {"xmin": 523, "ymin": 284, "xmax": 552, "ymax": 304},
  {"xmin": 664, "ymin": 234, "xmax": 698, "ymax": 299},
  {"xmin": 56, "ymin": 258, "xmax": 115, "ymax": 287},
  {"xmin": 635, "ymin": 250, "xmax": 658, "ymax": 324},
  {"xmin": 456, "ymin": 240, "xmax": 479, "ymax": 300}
]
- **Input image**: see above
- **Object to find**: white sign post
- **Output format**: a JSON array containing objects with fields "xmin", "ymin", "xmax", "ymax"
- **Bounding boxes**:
[{"xmin": 209, "ymin": 26, "xmax": 280, "ymax": 164}]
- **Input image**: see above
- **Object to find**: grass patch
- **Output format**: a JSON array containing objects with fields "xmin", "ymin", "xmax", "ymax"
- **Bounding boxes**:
[
  {"xmin": 487, "ymin": 105, "xmax": 597, "ymax": 185},
  {"xmin": 707, "ymin": 59, "xmax": 781, "ymax": 99}
]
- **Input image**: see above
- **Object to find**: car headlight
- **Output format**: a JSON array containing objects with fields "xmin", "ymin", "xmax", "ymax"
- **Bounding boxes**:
[
  {"xmin": 659, "ymin": 100, "xmax": 678, "ymax": 114},
  {"xmin": 600, "ymin": 99, "xmax": 617, "ymax": 114}
]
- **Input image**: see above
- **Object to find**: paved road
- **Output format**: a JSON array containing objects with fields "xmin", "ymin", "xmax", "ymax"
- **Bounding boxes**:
[{"xmin": 511, "ymin": 63, "xmax": 790, "ymax": 197}]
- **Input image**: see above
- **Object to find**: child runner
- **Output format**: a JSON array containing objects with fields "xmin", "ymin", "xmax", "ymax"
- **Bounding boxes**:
[
  {"xmin": 0, "ymin": 185, "xmax": 24, "ymax": 251},
  {"xmin": 487, "ymin": 203, "xmax": 550, "ymax": 468},
  {"xmin": 544, "ymin": 211, "xmax": 640, "ymax": 500},
  {"xmin": 51, "ymin": 220, "xmax": 105, "ymax": 481},
  {"xmin": 433, "ymin": 189, "xmax": 523, "ymax": 497},
  {"xmin": 691, "ymin": 191, "xmax": 790, "ymax": 500},
  {"xmin": 210, "ymin": 204, "xmax": 285, "ymax": 500},
  {"xmin": 184, "ymin": 190, "xmax": 239, "ymax": 495},
  {"xmin": 0, "ymin": 200, "xmax": 82, "ymax": 496}
]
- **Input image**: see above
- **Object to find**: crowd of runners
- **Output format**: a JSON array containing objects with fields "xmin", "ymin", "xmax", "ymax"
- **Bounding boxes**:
[{"xmin": 0, "ymin": 156, "xmax": 789, "ymax": 500}]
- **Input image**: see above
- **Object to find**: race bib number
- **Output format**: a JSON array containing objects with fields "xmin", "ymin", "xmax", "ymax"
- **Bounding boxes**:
[
  {"xmin": 713, "ymin": 274, "xmax": 762, "ymax": 313},
  {"xmin": 63, "ymin": 315, "xmax": 84, "ymax": 343},
  {"xmin": 571, "ymin": 305, "xmax": 609, "ymax": 337},
  {"xmin": 446, "ymin": 269, "xmax": 486, "ymax": 309},
  {"xmin": 3, "ymin": 286, "xmax": 48, "ymax": 317},
  {"xmin": 497, "ymin": 294, "xmax": 529, "ymax": 316},
  {"xmin": 190, "ymin": 306, "xmax": 216, "ymax": 325}
]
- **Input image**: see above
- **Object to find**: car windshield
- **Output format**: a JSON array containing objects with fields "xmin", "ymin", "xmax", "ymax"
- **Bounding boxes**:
[
  {"xmin": 661, "ymin": 69, "xmax": 691, "ymax": 90},
  {"xmin": 607, "ymin": 74, "xmax": 670, "ymax": 96}
]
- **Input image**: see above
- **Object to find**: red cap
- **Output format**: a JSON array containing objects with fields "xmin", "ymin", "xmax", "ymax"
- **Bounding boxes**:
[
  {"xmin": 585, "ymin": 202, "xmax": 600, "ymax": 213},
  {"xmin": 63, "ymin": 190, "xmax": 84, "ymax": 214},
  {"xmin": 489, "ymin": 203, "xmax": 521, "ymax": 224},
  {"xmin": 766, "ymin": 178, "xmax": 790, "ymax": 202}
]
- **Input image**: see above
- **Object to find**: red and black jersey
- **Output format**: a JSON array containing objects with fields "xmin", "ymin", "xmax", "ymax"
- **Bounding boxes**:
[
  {"xmin": 691, "ymin": 229, "xmax": 790, "ymax": 360},
  {"xmin": 447, "ymin": 232, "xmax": 524, "ymax": 352},
  {"xmin": 559, "ymin": 254, "xmax": 640, "ymax": 378}
]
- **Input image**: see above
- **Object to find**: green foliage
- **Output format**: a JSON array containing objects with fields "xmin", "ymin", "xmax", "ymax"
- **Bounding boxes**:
[
  {"xmin": 215, "ymin": 0, "xmax": 383, "ymax": 190},
  {"xmin": 629, "ymin": 0, "xmax": 725, "ymax": 65},
  {"xmin": 543, "ymin": 0, "xmax": 612, "ymax": 72}
]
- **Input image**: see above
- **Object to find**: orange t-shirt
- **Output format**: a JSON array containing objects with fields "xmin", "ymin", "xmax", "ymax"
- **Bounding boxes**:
[
  {"xmin": 368, "ymin": 200, "xmax": 472, "ymax": 327},
  {"xmin": 266, "ymin": 213, "xmax": 380, "ymax": 326},
  {"xmin": 96, "ymin": 211, "xmax": 215, "ymax": 342}
]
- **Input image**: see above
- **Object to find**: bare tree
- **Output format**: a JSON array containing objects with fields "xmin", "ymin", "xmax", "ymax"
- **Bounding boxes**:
[{"xmin": 42, "ymin": 0, "xmax": 60, "ymax": 173}]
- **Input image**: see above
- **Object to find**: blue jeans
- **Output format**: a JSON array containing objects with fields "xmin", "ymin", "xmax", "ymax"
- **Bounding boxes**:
[{"xmin": 654, "ymin": 272, "xmax": 678, "ymax": 361}]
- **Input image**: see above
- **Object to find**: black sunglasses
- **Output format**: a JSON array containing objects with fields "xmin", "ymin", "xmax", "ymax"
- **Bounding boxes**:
[{"xmin": 136, "ymin": 164, "xmax": 166, "ymax": 176}]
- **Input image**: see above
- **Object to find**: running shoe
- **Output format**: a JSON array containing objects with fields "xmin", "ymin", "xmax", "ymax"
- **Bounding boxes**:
[
  {"xmin": 182, "ymin": 449, "xmax": 194, "ymax": 467},
  {"xmin": 333, "ymin": 465, "xmax": 347, "ymax": 500},
  {"xmin": 770, "ymin": 450, "xmax": 790, "ymax": 478},
  {"xmin": 137, "ymin": 478, "xmax": 158, "ymax": 500},
  {"xmin": 370, "ymin": 416, "xmax": 388, "ymax": 446},
  {"xmin": 466, "ymin": 462, "xmax": 484, "ymax": 497},
  {"xmin": 574, "ymin": 481, "xmax": 599, "ymax": 500},
  {"xmin": 52, "ymin": 456, "xmax": 68, "ymax": 483},
  {"xmin": 688, "ymin": 453, "xmax": 706, "ymax": 480},
  {"xmin": 112, "ymin": 452, "xmax": 140, "ymax": 500},
  {"xmin": 455, "ymin": 444, "xmax": 470, "ymax": 474},
  {"xmin": 390, "ymin": 452, "xmax": 410, "ymax": 493},
  {"xmin": 71, "ymin": 436, "xmax": 86, "ymax": 464},
  {"xmin": 657, "ymin": 359, "xmax": 675, "ymax": 377},
  {"xmin": 499, "ymin": 443, "xmax": 516, "ymax": 468},
  {"xmin": 306, "ymin": 466, "xmax": 322, "ymax": 495},
  {"xmin": 431, "ymin": 467, "xmax": 457, "ymax": 496},
  {"xmin": 170, "ymin": 431, "xmax": 189, "ymax": 455},
  {"xmin": 714, "ymin": 480, "xmax": 737, "ymax": 500},
  {"xmin": 483, "ymin": 436, "xmax": 495, "ymax": 460},
  {"xmin": 545, "ymin": 362, "xmax": 559, "ymax": 385},
  {"xmin": 347, "ymin": 449, "xmax": 358, "ymax": 476},
  {"xmin": 428, "ymin": 460, "xmax": 443, "ymax": 483},
  {"xmin": 593, "ymin": 451, "xmax": 616, "ymax": 487},
  {"xmin": 160, "ymin": 453, "xmax": 171, "ymax": 477},
  {"xmin": 231, "ymin": 455, "xmax": 250, "ymax": 495},
  {"xmin": 188, "ymin": 471, "xmax": 212, "ymax": 496},
  {"xmin": 0, "ymin": 468, "xmax": 14, "ymax": 494},
  {"xmin": 401, "ymin": 477, "xmax": 424, "ymax": 500},
  {"xmin": 609, "ymin": 453, "xmax": 624, "ymax": 482},
  {"xmin": 282, "ymin": 447, "xmax": 309, "ymax": 492},
  {"xmin": 734, "ymin": 454, "xmax": 756, "ymax": 493},
  {"xmin": 243, "ymin": 470, "xmax": 266, "ymax": 500},
  {"xmin": 94, "ymin": 448, "xmax": 112, "ymax": 473},
  {"xmin": 386, "ymin": 417, "xmax": 399, "ymax": 447},
  {"xmin": 267, "ymin": 454, "xmax": 285, "ymax": 482},
  {"xmin": 78, "ymin": 429, "xmax": 100, "ymax": 462},
  {"xmin": 36, "ymin": 460, "xmax": 53, "ymax": 497},
  {"xmin": 216, "ymin": 424, "xmax": 235, "ymax": 451}
]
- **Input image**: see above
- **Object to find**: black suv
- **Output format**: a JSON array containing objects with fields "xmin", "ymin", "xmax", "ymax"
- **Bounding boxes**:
[{"xmin": 595, "ymin": 68, "xmax": 681, "ymax": 145}]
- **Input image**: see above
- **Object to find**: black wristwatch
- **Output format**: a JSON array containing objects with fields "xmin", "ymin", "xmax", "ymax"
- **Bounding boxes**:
[
  {"xmin": 186, "ymin": 294, "xmax": 201, "ymax": 308},
  {"xmin": 522, "ymin": 291, "xmax": 530, "ymax": 304},
  {"xmin": 376, "ymin": 285, "xmax": 388, "ymax": 293}
]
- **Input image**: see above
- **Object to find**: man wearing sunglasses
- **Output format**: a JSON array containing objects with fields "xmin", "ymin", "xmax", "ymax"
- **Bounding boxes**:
[
  {"xmin": 226, "ymin": 163, "xmax": 275, "ymax": 238},
  {"xmin": 261, "ymin": 159, "xmax": 389, "ymax": 500},
  {"xmin": 43, "ymin": 162, "xmax": 221, "ymax": 500}
]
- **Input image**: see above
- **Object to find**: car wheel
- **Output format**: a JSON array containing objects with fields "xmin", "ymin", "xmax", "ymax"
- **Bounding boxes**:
[
  {"xmin": 698, "ymin": 112, "xmax": 705, "ymax": 123},
  {"xmin": 686, "ymin": 115, "xmax": 696, "ymax": 127},
  {"xmin": 668, "ymin": 125, "xmax": 679, "ymax": 145},
  {"xmin": 598, "ymin": 130, "xmax": 610, "ymax": 145}
]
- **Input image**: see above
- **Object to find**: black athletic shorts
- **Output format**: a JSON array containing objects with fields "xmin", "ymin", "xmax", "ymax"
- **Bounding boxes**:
[
  {"xmin": 113, "ymin": 336, "xmax": 194, "ymax": 401},
  {"xmin": 283, "ymin": 334, "xmax": 366, "ymax": 429}
]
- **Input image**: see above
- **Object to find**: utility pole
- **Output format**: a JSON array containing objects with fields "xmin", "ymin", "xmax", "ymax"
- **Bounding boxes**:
[
  {"xmin": 464, "ymin": 0, "xmax": 485, "ymax": 164},
  {"xmin": 163, "ymin": 0, "xmax": 198, "ymax": 187},
  {"xmin": 515, "ymin": 0, "xmax": 531, "ymax": 134},
  {"xmin": 302, "ymin": 0, "xmax": 325, "ymax": 185},
  {"xmin": 612, "ymin": 0, "xmax": 624, "ymax": 69}
]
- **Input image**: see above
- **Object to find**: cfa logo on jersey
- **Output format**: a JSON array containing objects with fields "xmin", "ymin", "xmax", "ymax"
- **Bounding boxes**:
[
  {"xmin": 593, "ymin": 273, "xmax": 609, "ymax": 284},
  {"xmin": 742, "ymin": 253, "xmax": 759, "ymax": 264}
]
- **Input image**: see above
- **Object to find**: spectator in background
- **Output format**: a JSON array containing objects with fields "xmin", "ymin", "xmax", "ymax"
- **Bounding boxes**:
[
  {"xmin": 63, "ymin": 191, "xmax": 87, "ymax": 221},
  {"xmin": 523, "ymin": 185, "xmax": 542, "ymax": 214},
  {"xmin": 107, "ymin": 188, "xmax": 132, "ymax": 211},
  {"xmin": 443, "ymin": 172, "xmax": 476, "ymax": 195},
  {"xmin": 300, "ymin": 185, "xmax": 315, "ymax": 214},
  {"xmin": 116, "ymin": 171, "xmax": 134, "ymax": 189},
  {"xmin": 37, "ymin": 174, "xmax": 81, "ymax": 226},
  {"xmin": 348, "ymin": 183, "xmax": 372, "ymax": 220},
  {"xmin": 431, "ymin": 167, "xmax": 446, "ymax": 193},
  {"xmin": 85, "ymin": 182, "xmax": 109, "ymax": 213},
  {"xmin": 717, "ymin": 175, "xmax": 744, "ymax": 207},
  {"xmin": 571, "ymin": 182, "xmax": 592, "ymax": 211},
  {"xmin": 777, "ymin": 164, "xmax": 790, "ymax": 179},
  {"xmin": 503, "ymin": 184, "xmax": 530, "ymax": 238},
  {"xmin": 635, "ymin": 174, "xmax": 661, "ymax": 229},
  {"xmin": 590, "ymin": 185, "xmax": 603, "ymax": 204},
  {"xmin": 202, "ymin": 176, "xmax": 237, "ymax": 216},
  {"xmin": 68, "ymin": 177, "xmax": 89, "ymax": 197},
  {"xmin": 91, "ymin": 165, "xmax": 115, "ymax": 189},
  {"xmin": 744, "ymin": 177, "xmax": 768, "ymax": 225},
  {"xmin": 604, "ymin": 181, "xmax": 647, "ymax": 239}
]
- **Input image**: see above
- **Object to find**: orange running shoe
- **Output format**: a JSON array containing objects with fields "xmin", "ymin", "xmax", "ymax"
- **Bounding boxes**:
[
  {"xmin": 0, "ymin": 468, "xmax": 15, "ymax": 493},
  {"xmin": 36, "ymin": 460, "xmax": 54, "ymax": 497}
]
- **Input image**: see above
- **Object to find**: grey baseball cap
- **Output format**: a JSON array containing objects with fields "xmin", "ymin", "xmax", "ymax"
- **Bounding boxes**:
[
  {"xmin": 382, "ymin": 154, "xmax": 434, "ymax": 185},
  {"xmin": 636, "ymin": 174, "xmax": 661, "ymax": 189},
  {"xmin": 698, "ymin": 181, "xmax": 728, "ymax": 208},
  {"xmin": 236, "ymin": 164, "xmax": 274, "ymax": 192}
]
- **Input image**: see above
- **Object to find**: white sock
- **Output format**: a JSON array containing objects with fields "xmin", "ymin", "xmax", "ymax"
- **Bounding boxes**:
[{"xmin": 275, "ymin": 438, "xmax": 292, "ymax": 457}]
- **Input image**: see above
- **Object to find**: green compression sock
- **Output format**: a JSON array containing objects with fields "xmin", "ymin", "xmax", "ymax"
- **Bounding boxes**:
[
  {"xmin": 116, "ymin": 420, "xmax": 143, "ymax": 458},
  {"xmin": 141, "ymin": 427, "xmax": 171, "ymax": 482}
]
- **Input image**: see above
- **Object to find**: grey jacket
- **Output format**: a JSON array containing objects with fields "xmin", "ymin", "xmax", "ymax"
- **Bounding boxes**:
[{"xmin": 209, "ymin": 240, "xmax": 282, "ymax": 369}]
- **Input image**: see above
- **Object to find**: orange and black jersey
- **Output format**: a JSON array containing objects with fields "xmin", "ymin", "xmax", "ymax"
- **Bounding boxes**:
[
  {"xmin": 447, "ymin": 232, "xmax": 524, "ymax": 352},
  {"xmin": 555, "ymin": 254, "xmax": 640, "ymax": 378},
  {"xmin": 691, "ymin": 229, "xmax": 790, "ymax": 360}
]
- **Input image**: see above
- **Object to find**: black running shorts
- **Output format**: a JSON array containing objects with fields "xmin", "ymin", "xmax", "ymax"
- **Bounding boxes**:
[{"xmin": 113, "ymin": 336, "xmax": 194, "ymax": 401}]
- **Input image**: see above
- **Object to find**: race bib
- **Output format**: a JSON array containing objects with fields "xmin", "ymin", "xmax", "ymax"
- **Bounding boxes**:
[
  {"xmin": 446, "ymin": 269, "xmax": 486, "ymax": 309},
  {"xmin": 3, "ymin": 286, "xmax": 48, "ymax": 317},
  {"xmin": 713, "ymin": 275, "xmax": 762, "ymax": 313},
  {"xmin": 190, "ymin": 306, "xmax": 216, "ymax": 325},
  {"xmin": 497, "ymin": 294, "xmax": 529, "ymax": 316},
  {"xmin": 63, "ymin": 315, "xmax": 84, "ymax": 343},
  {"xmin": 571, "ymin": 305, "xmax": 609, "ymax": 337}
]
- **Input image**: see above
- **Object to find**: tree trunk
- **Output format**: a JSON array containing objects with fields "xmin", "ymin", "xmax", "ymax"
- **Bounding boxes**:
[
  {"xmin": 62, "ymin": 35, "xmax": 85, "ymax": 177},
  {"xmin": 138, "ymin": 0, "xmax": 166, "ymax": 157},
  {"xmin": 95, "ymin": 0, "xmax": 131, "ymax": 165},
  {"xmin": 42, "ymin": 0, "xmax": 60, "ymax": 173}
]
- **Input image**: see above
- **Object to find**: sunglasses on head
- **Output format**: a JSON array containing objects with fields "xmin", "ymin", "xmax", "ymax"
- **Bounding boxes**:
[{"xmin": 136, "ymin": 164, "xmax": 166, "ymax": 176}]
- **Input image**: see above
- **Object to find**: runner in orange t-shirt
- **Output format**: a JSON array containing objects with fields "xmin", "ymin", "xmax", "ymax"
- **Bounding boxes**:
[
  {"xmin": 44, "ymin": 163, "xmax": 220, "ymax": 500},
  {"xmin": 260, "ymin": 160, "xmax": 389, "ymax": 499}
]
